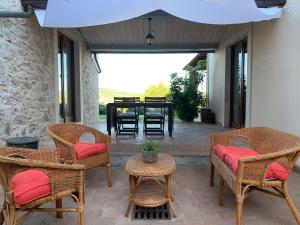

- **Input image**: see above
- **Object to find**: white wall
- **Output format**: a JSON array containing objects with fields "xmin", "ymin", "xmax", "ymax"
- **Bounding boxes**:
[
  {"xmin": 208, "ymin": 24, "xmax": 252, "ymax": 127},
  {"xmin": 250, "ymin": 0, "xmax": 300, "ymax": 166},
  {"xmin": 251, "ymin": 0, "xmax": 300, "ymax": 134},
  {"xmin": 208, "ymin": 0, "xmax": 300, "ymax": 166}
]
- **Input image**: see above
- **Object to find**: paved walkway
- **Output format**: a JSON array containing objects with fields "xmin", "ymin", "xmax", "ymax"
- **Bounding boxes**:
[
  {"xmin": 90, "ymin": 121, "xmax": 230, "ymax": 157},
  {"xmin": 22, "ymin": 166, "xmax": 300, "ymax": 225}
]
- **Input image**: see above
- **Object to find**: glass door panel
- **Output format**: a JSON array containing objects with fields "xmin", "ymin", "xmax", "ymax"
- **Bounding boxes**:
[
  {"xmin": 58, "ymin": 34, "xmax": 75, "ymax": 123},
  {"xmin": 230, "ymin": 39, "xmax": 247, "ymax": 128}
]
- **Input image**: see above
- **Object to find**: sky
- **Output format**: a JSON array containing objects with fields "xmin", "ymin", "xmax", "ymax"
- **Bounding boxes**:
[{"xmin": 97, "ymin": 53, "xmax": 197, "ymax": 93}]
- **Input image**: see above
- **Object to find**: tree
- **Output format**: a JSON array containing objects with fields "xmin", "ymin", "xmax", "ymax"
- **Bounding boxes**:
[
  {"xmin": 143, "ymin": 82, "xmax": 169, "ymax": 97},
  {"xmin": 168, "ymin": 64, "xmax": 206, "ymax": 122}
]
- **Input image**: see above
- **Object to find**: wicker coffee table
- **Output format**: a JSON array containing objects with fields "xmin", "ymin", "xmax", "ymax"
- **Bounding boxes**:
[{"xmin": 125, "ymin": 153, "xmax": 176, "ymax": 218}]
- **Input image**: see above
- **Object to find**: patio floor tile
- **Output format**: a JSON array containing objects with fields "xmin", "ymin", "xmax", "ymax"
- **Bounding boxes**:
[{"xmin": 14, "ymin": 166, "xmax": 300, "ymax": 225}]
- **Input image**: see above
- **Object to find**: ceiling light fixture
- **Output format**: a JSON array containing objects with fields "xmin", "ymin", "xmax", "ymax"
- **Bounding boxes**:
[{"xmin": 145, "ymin": 18, "xmax": 154, "ymax": 45}]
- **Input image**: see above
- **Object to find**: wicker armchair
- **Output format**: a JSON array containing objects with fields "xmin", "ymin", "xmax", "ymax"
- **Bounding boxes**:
[
  {"xmin": 0, "ymin": 147, "xmax": 85, "ymax": 225},
  {"xmin": 47, "ymin": 123, "xmax": 112, "ymax": 187},
  {"xmin": 210, "ymin": 127, "xmax": 300, "ymax": 225}
]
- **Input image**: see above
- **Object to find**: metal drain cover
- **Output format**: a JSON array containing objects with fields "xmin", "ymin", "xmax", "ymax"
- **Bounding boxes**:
[{"xmin": 132, "ymin": 204, "xmax": 171, "ymax": 220}]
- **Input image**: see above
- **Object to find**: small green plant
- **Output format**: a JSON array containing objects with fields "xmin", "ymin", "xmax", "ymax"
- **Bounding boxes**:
[{"xmin": 141, "ymin": 141, "xmax": 159, "ymax": 152}]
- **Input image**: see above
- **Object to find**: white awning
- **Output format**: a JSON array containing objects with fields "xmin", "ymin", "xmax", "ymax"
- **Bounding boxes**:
[{"xmin": 35, "ymin": 0, "xmax": 282, "ymax": 28}]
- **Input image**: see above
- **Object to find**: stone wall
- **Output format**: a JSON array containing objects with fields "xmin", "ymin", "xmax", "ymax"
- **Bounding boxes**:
[
  {"xmin": 81, "ymin": 45, "xmax": 99, "ymax": 123},
  {"xmin": 0, "ymin": 1, "xmax": 99, "ymax": 146},
  {"xmin": 0, "ymin": 14, "xmax": 55, "ymax": 146}
]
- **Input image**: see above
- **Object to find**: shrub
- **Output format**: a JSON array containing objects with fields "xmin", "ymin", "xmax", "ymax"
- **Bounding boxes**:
[
  {"xmin": 99, "ymin": 104, "xmax": 106, "ymax": 115},
  {"xmin": 168, "ymin": 64, "xmax": 206, "ymax": 122}
]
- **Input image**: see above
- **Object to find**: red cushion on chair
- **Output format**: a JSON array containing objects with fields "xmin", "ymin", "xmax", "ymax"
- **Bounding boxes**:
[
  {"xmin": 213, "ymin": 144, "xmax": 253, "ymax": 160},
  {"xmin": 213, "ymin": 145, "xmax": 290, "ymax": 181},
  {"xmin": 75, "ymin": 142, "xmax": 107, "ymax": 160},
  {"xmin": 11, "ymin": 170, "xmax": 51, "ymax": 206}
]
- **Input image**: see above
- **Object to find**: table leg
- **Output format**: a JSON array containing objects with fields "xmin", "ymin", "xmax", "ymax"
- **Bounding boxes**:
[
  {"xmin": 166, "ymin": 175, "xmax": 176, "ymax": 218},
  {"xmin": 125, "ymin": 175, "xmax": 134, "ymax": 217},
  {"xmin": 168, "ymin": 106, "xmax": 174, "ymax": 137},
  {"xmin": 170, "ymin": 175, "xmax": 174, "ymax": 201},
  {"xmin": 106, "ymin": 104, "xmax": 111, "ymax": 136}
]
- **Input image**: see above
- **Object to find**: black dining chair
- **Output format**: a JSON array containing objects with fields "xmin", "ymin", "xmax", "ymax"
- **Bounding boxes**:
[
  {"xmin": 114, "ymin": 97, "xmax": 140, "ymax": 137},
  {"xmin": 143, "ymin": 97, "xmax": 166, "ymax": 136}
]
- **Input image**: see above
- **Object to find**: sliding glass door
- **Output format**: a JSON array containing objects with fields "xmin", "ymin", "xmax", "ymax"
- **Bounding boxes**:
[
  {"xmin": 58, "ymin": 34, "xmax": 75, "ymax": 123},
  {"xmin": 230, "ymin": 39, "xmax": 248, "ymax": 128}
]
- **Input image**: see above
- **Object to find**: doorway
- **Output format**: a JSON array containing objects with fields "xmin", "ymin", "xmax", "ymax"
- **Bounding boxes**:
[
  {"xmin": 58, "ymin": 33, "xmax": 76, "ymax": 123},
  {"xmin": 230, "ymin": 38, "xmax": 248, "ymax": 128}
]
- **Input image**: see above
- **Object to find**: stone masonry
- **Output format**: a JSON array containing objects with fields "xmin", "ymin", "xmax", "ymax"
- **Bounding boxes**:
[
  {"xmin": 82, "ymin": 44, "xmax": 99, "ymax": 124},
  {"xmin": 0, "ymin": 0, "xmax": 100, "ymax": 146}
]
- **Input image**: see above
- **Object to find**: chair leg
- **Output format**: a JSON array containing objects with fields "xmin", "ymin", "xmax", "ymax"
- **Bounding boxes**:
[
  {"xmin": 8, "ymin": 205, "xmax": 16, "ymax": 225},
  {"xmin": 78, "ymin": 195, "xmax": 85, "ymax": 225},
  {"xmin": 0, "ymin": 208, "xmax": 4, "ymax": 225},
  {"xmin": 56, "ymin": 199, "xmax": 63, "ymax": 218},
  {"xmin": 236, "ymin": 194, "xmax": 244, "ymax": 225},
  {"xmin": 105, "ymin": 163, "xmax": 112, "ymax": 187},
  {"xmin": 210, "ymin": 162, "xmax": 215, "ymax": 187},
  {"xmin": 219, "ymin": 175, "xmax": 225, "ymax": 206},
  {"xmin": 282, "ymin": 183, "xmax": 300, "ymax": 224}
]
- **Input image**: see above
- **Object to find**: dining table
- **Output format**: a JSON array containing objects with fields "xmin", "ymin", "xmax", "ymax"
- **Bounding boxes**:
[{"xmin": 106, "ymin": 101, "xmax": 174, "ymax": 137}]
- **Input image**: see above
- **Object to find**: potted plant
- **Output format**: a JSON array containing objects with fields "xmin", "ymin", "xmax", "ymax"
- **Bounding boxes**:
[{"xmin": 141, "ymin": 141, "xmax": 159, "ymax": 163}]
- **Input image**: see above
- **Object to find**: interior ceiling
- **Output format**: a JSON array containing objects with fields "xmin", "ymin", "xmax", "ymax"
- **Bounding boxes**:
[{"xmin": 80, "ymin": 11, "xmax": 234, "ymax": 53}]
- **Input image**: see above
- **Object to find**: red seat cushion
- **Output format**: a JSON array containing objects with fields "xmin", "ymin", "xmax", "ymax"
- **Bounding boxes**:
[
  {"xmin": 213, "ymin": 144, "xmax": 253, "ymax": 160},
  {"xmin": 213, "ymin": 145, "xmax": 290, "ymax": 181},
  {"xmin": 75, "ymin": 142, "xmax": 107, "ymax": 160},
  {"xmin": 11, "ymin": 169, "xmax": 51, "ymax": 206}
]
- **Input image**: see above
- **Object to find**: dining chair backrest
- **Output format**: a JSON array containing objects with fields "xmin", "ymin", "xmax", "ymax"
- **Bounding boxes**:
[
  {"xmin": 114, "ymin": 97, "xmax": 139, "ymax": 115},
  {"xmin": 114, "ymin": 97, "xmax": 140, "ymax": 103},
  {"xmin": 144, "ymin": 97, "xmax": 166, "ymax": 115}
]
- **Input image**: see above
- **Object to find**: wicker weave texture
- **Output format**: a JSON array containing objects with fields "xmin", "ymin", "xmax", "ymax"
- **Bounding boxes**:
[
  {"xmin": 210, "ymin": 127, "xmax": 300, "ymax": 225},
  {"xmin": 0, "ymin": 147, "xmax": 85, "ymax": 225},
  {"xmin": 125, "ymin": 154, "xmax": 176, "ymax": 177},
  {"xmin": 47, "ymin": 123, "xmax": 112, "ymax": 187}
]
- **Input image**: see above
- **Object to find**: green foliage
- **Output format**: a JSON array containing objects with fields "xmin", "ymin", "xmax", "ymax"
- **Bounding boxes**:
[
  {"xmin": 168, "ymin": 63, "xmax": 206, "ymax": 122},
  {"xmin": 99, "ymin": 104, "xmax": 106, "ymax": 115},
  {"xmin": 199, "ymin": 91, "xmax": 207, "ymax": 108},
  {"xmin": 143, "ymin": 82, "xmax": 169, "ymax": 98},
  {"xmin": 141, "ymin": 141, "xmax": 159, "ymax": 152},
  {"xmin": 99, "ymin": 88, "xmax": 142, "ymax": 104}
]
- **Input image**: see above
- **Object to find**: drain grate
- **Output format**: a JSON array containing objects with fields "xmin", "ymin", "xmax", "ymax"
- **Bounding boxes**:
[{"xmin": 132, "ymin": 204, "xmax": 171, "ymax": 220}]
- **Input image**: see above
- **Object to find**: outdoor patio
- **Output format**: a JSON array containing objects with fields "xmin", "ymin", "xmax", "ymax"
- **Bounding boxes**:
[
  {"xmin": 92, "ymin": 121, "xmax": 230, "ymax": 157},
  {"xmin": 18, "ymin": 166, "xmax": 300, "ymax": 225},
  {"xmin": 41, "ymin": 121, "xmax": 231, "ymax": 166},
  {"xmin": 1, "ymin": 1, "xmax": 300, "ymax": 225}
]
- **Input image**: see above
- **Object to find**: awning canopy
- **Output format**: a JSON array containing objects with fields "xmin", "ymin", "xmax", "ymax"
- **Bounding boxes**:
[
  {"xmin": 30, "ymin": 0, "xmax": 284, "ymax": 53},
  {"xmin": 35, "ymin": 0, "xmax": 282, "ymax": 28}
]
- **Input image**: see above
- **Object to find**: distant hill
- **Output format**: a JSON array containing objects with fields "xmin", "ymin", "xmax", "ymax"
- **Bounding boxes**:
[{"xmin": 99, "ymin": 88, "xmax": 142, "ymax": 104}]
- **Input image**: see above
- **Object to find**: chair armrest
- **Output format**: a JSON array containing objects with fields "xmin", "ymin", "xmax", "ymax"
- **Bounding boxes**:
[
  {"xmin": 0, "ymin": 147, "xmax": 59, "ymax": 163},
  {"xmin": 78, "ymin": 125, "xmax": 111, "ymax": 147},
  {"xmin": 237, "ymin": 148, "xmax": 299, "ymax": 183},
  {"xmin": 0, "ymin": 156, "xmax": 84, "ymax": 170}
]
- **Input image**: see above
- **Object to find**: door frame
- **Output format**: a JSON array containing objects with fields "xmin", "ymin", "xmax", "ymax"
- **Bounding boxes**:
[
  {"xmin": 54, "ymin": 29, "xmax": 83, "ymax": 123},
  {"xmin": 58, "ymin": 32, "xmax": 76, "ymax": 123},
  {"xmin": 223, "ymin": 27, "xmax": 253, "ymax": 128},
  {"xmin": 230, "ymin": 39, "xmax": 247, "ymax": 128}
]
